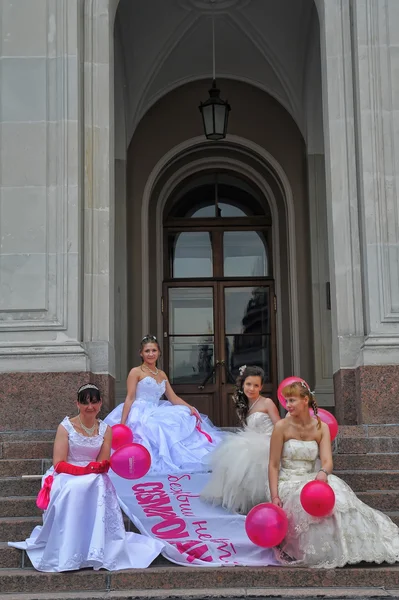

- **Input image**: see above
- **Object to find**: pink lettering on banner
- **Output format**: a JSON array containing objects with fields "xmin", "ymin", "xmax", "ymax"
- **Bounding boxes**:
[
  {"xmin": 171, "ymin": 540, "xmax": 213, "ymax": 563},
  {"xmin": 132, "ymin": 481, "xmax": 190, "ymax": 540},
  {"xmin": 132, "ymin": 477, "xmax": 236, "ymax": 564}
]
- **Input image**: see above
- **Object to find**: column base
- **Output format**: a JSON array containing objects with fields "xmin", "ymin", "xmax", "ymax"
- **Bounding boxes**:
[
  {"xmin": 0, "ymin": 372, "xmax": 115, "ymax": 431},
  {"xmin": 334, "ymin": 365, "xmax": 399, "ymax": 424}
]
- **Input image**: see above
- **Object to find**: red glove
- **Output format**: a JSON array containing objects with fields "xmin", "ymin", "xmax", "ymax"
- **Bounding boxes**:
[{"xmin": 55, "ymin": 460, "xmax": 110, "ymax": 475}]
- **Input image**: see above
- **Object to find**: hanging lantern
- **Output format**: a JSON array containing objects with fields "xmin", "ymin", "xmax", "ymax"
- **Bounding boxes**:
[
  {"xmin": 199, "ymin": 80, "xmax": 231, "ymax": 141},
  {"xmin": 198, "ymin": 14, "xmax": 231, "ymax": 140}
]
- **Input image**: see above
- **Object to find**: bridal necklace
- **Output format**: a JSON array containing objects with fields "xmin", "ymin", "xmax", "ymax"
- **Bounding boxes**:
[
  {"xmin": 78, "ymin": 414, "xmax": 97, "ymax": 436},
  {"xmin": 248, "ymin": 396, "xmax": 261, "ymax": 412},
  {"xmin": 143, "ymin": 364, "xmax": 159, "ymax": 376}
]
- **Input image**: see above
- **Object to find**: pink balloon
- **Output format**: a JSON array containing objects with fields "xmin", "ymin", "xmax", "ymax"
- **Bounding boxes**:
[
  {"xmin": 277, "ymin": 376, "xmax": 307, "ymax": 409},
  {"xmin": 111, "ymin": 424, "xmax": 133, "ymax": 450},
  {"xmin": 110, "ymin": 443, "xmax": 151, "ymax": 479},
  {"xmin": 315, "ymin": 408, "xmax": 339, "ymax": 441},
  {"xmin": 300, "ymin": 480, "xmax": 335, "ymax": 517},
  {"xmin": 245, "ymin": 503, "xmax": 288, "ymax": 548}
]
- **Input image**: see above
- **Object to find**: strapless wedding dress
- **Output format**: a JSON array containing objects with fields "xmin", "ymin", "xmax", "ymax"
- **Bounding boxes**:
[
  {"xmin": 105, "ymin": 377, "xmax": 223, "ymax": 474},
  {"xmin": 8, "ymin": 417, "xmax": 164, "ymax": 572},
  {"xmin": 200, "ymin": 412, "xmax": 274, "ymax": 514},
  {"xmin": 275, "ymin": 439, "xmax": 399, "ymax": 568}
]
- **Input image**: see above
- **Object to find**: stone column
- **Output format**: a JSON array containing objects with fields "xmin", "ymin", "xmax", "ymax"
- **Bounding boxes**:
[
  {"xmin": 350, "ymin": 0, "xmax": 399, "ymax": 424},
  {"xmin": 82, "ymin": 0, "xmax": 116, "ymax": 409},
  {"xmin": 318, "ymin": 0, "xmax": 365, "ymax": 423},
  {"xmin": 319, "ymin": 0, "xmax": 399, "ymax": 424},
  {"xmin": 0, "ymin": 0, "xmax": 91, "ymax": 429}
]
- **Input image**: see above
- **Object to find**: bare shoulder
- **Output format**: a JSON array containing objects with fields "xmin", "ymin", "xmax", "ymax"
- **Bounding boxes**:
[
  {"xmin": 128, "ymin": 366, "xmax": 141, "ymax": 378},
  {"xmin": 57, "ymin": 422, "xmax": 68, "ymax": 434},
  {"xmin": 261, "ymin": 396, "xmax": 277, "ymax": 410},
  {"xmin": 159, "ymin": 370, "xmax": 168, "ymax": 381},
  {"xmin": 320, "ymin": 421, "xmax": 330, "ymax": 438},
  {"xmin": 273, "ymin": 418, "xmax": 288, "ymax": 433}
]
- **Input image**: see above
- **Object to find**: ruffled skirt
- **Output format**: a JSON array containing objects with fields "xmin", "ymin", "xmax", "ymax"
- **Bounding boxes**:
[
  {"xmin": 201, "ymin": 428, "xmax": 271, "ymax": 514},
  {"xmin": 276, "ymin": 470, "xmax": 399, "ymax": 568}
]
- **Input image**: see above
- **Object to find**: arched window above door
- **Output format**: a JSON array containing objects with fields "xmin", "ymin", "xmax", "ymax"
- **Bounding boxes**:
[{"xmin": 164, "ymin": 172, "xmax": 272, "ymax": 280}]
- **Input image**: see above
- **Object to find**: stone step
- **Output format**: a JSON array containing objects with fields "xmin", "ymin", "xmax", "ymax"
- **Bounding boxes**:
[
  {"xmin": 388, "ymin": 511, "xmax": 399, "ymax": 526},
  {"xmin": 336, "ymin": 437, "xmax": 399, "ymax": 454},
  {"xmin": 0, "ymin": 431, "xmax": 56, "ymax": 443},
  {"xmin": 0, "ymin": 565, "xmax": 399, "ymax": 595},
  {"xmin": 357, "ymin": 490, "xmax": 399, "ymax": 511},
  {"xmin": 0, "ymin": 497, "xmax": 41, "ymax": 518},
  {"xmin": 337, "ymin": 425, "xmax": 399, "ymax": 438},
  {"xmin": 0, "ymin": 459, "xmax": 46, "ymax": 478},
  {"xmin": 0, "ymin": 543, "xmax": 29, "ymax": 569},
  {"xmin": 0, "ymin": 478, "xmax": 41, "ymax": 498},
  {"xmin": 334, "ymin": 453, "xmax": 399, "ymax": 470},
  {"xmin": 0, "ymin": 587, "xmax": 398, "ymax": 600},
  {"xmin": 0, "ymin": 442, "xmax": 53, "ymax": 460},
  {"xmin": 334, "ymin": 470, "xmax": 399, "ymax": 491},
  {"xmin": 0, "ymin": 517, "xmax": 41, "ymax": 543}
]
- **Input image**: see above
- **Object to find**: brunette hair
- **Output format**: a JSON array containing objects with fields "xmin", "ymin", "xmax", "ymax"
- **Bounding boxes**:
[
  {"xmin": 233, "ymin": 365, "xmax": 265, "ymax": 425},
  {"xmin": 282, "ymin": 380, "xmax": 321, "ymax": 429},
  {"xmin": 77, "ymin": 383, "xmax": 101, "ymax": 404}
]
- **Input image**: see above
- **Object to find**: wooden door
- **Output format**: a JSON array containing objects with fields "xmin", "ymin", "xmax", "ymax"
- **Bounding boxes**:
[{"xmin": 163, "ymin": 281, "xmax": 276, "ymax": 427}]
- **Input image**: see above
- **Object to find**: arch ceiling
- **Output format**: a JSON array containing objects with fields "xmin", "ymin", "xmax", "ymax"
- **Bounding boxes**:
[{"xmin": 115, "ymin": 0, "xmax": 319, "ymax": 142}]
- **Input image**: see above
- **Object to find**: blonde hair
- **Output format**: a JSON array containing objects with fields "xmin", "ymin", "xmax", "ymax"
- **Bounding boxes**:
[{"xmin": 282, "ymin": 381, "xmax": 321, "ymax": 429}]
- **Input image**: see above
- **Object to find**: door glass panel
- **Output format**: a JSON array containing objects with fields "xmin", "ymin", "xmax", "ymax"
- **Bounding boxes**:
[
  {"xmin": 225, "ymin": 334, "xmax": 271, "ymax": 382},
  {"xmin": 169, "ymin": 287, "xmax": 214, "ymax": 335},
  {"xmin": 170, "ymin": 232, "xmax": 212, "ymax": 278},
  {"xmin": 168, "ymin": 335, "xmax": 214, "ymax": 384},
  {"xmin": 224, "ymin": 287, "xmax": 269, "ymax": 335},
  {"xmin": 223, "ymin": 231, "xmax": 268, "ymax": 277}
]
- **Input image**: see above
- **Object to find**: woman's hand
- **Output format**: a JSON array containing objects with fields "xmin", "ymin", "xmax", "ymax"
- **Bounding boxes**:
[
  {"xmin": 189, "ymin": 405, "xmax": 201, "ymax": 422},
  {"xmin": 315, "ymin": 470, "xmax": 328, "ymax": 483},
  {"xmin": 272, "ymin": 495, "xmax": 283, "ymax": 508}
]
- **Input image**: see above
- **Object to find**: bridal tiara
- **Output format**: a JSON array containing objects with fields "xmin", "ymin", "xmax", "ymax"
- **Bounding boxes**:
[{"xmin": 78, "ymin": 383, "xmax": 100, "ymax": 393}]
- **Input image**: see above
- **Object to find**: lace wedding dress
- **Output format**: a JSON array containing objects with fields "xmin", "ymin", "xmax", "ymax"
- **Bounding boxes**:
[
  {"xmin": 105, "ymin": 376, "xmax": 223, "ymax": 474},
  {"xmin": 8, "ymin": 417, "xmax": 164, "ymax": 572},
  {"xmin": 200, "ymin": 412, "xmax": 274, "ymax": 514},
  {"xmin": 275, "ymin": 439, "xmax": 399, "ymax": 568}
]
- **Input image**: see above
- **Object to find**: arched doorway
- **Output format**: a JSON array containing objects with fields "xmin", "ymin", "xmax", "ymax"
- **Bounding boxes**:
[{"xmin": 162, "ymin": 172, "xmax": 276, "ymax": 426}]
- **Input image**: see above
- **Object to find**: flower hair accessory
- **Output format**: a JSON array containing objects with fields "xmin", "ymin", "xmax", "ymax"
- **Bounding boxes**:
[
  {"xmin": 239, "ymin": 365, "xmax": 247, "ymax": 376},
  {"xmin": 300, "ymin": 381, "xmax": 315, "ymax": 395}
]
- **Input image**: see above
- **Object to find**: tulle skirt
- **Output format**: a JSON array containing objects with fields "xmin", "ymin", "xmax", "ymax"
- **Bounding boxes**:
[
  {"xmin": 201, "ymin": 428, "xmax": 271, "ymax": 514},
  {"xmin": 275, "ymin": 469, "xmax": 399, "ymax": 568},
  {"xmin": 105, "ymin": 399, "xmax": 224, "ymax": 474}
]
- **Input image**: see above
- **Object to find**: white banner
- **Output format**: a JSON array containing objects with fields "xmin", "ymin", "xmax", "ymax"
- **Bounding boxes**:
[{"xmin": 109, "ymin": 470, "xmax": 279, "ymax": 567}]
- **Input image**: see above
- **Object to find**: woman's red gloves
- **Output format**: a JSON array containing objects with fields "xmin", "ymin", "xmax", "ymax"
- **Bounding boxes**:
[{"xmin": 54, "ymin": 460, "xmax": 110, "ymax": 475}]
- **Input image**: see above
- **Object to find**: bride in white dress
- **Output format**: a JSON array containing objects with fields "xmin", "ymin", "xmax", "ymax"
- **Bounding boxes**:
[
  {"xmin": 8, "ymin": 384, "xmax": 164, "ymax": 572},
  {"xmin": 105, "ymin": 335, "xmax": 223, "ymax": 473},
  {"xmin": 201, "ymin": 366, "xmax": 280, "ymax": 514},
  {"xmin": 269, "ymin": 380, "xmax": 399, "ymax": 568}
]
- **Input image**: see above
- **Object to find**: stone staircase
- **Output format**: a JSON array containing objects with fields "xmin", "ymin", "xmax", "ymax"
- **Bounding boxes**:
[{"xmin": 0, "ymin": 427, "xmax": 399, "ymax": 600}]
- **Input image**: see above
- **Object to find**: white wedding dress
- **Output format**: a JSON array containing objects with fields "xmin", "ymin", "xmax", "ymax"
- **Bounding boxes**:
[
  {"xmin": 200, "ymin": 412, "xmax": 274, "ymax": 514},
  {"xmin": 8, "ymin": 417, "xmax": 164, "ymax": 572},
  {"xmin": 104, "ymin": 377, "xmax": 223, "ymax": 474},
  {"xmin": 275, "ymin": 439, "xmax": 399, "ymax": 568}
]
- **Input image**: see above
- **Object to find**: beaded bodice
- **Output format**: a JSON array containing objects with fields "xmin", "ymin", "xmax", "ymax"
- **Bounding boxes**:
[
  {"xmin": 135, "ymin": 377, "xmax": 166, "ymax": 405},
  {"xmin": 61, "ymin": 416, "xmax": 107, "ymax": 465},
  {"xmin": 245, "ymin": 412, "xmax": 274, "ymax": 435}
]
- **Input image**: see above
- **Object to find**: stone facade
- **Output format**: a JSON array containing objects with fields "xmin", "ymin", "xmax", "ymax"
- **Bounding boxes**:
[{"xmin": 1, "ymin": 0, "xmax": 399, "ymax": 429}]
